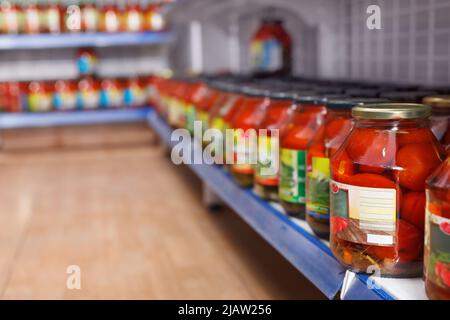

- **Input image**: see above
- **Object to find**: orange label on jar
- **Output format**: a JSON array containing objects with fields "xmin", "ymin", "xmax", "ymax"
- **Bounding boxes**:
[{"xmin": 330, "ymin": 180, "xmax": 397, "ymax": 246}]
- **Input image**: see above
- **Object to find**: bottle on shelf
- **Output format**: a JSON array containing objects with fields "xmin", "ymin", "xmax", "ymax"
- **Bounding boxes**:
[
  {"xmin": 1, "ymin": 0, "xmax": 20, "ymax": 34},
  {"xmin": 230, "ymin": 86, "xmax": 271, "ymax": 188},
  {"xmin": 99, "ymin": 0, "xmax": 120, "ymax": 33},
  {"xmin": 250, "ymin": 9, "xmax": 292, "ymax": 77},
  {"xmin": 330, "ymin": 103, "xmax": 446, "ymax": 277},
  {"xmin": 254, "ymin": 89, "xmax": 295, "ymax": 201},
  {"xmin": 81, "ymin": 0, "xmax": 99, "ymax": 33},
  {"xmin": 305, "ymin": 98, "xmax": 387, "ymax": 239},
  {"xmin": 423, "ymin": 96, "xmax": 450, "ymax": 150},
  {"xmin": 279, "ymin": 94, "xmax": 327, "ymax": 219},
  {"xmin": 424, "ymin": 156, "xmax": 450, "ymax": 300}
]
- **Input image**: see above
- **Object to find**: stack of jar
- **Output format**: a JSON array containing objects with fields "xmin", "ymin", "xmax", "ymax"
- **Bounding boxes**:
[
  {"xmin": 151, "ymin": 75, "xmax": 450, "ymax": 299},
  {"xmin": 0, "ymin": 0, "xmax": 168, "ymax": 35},
  {"xmin": 0, "ymin": 75, "xmax": 156, "ymax": 112}
]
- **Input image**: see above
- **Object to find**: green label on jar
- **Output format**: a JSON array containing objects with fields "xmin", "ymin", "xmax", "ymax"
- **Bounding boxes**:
[
  {"xmin": 425, "ymin": 205, "xmax": 450, "ymax": 291},
  {"xmin": 306, "ymin": 156, "xmax": 331, "ymax": 218},
  {"xmin": 185, "ymin": 104, "xmax": 196, "ymax": 134},
  {"xmin": 279, "ymin": 148, "xmax": 306, "ymax": 204}
]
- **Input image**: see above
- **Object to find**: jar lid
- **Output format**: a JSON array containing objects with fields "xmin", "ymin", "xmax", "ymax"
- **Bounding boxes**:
[
  {"xmin": 268, "ymin": 90, "xmax": 296, "ymax": 100},
  {"xmin": 423, "ymin": 95, "xmax": 450, "ymax": 108},
  {"xmin": 352, "ymin": 103, "xmax": 431, "ymax": 119},
  {"xmin": 295, "ymin": 93, "xmax": 327, "ymax": 105},
  {"xmin": 241, "ymin": 85, "xmax": 269, "ymax": 97},
  {"xmin": 327, "ymin": 98, "xmax": 388, "ymax": 110}
]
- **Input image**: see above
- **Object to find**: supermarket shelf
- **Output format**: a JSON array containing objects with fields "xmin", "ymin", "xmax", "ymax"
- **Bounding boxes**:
[
  {"xmin": 147, "ymin": 110, "xmax": 430, "ymax": 300},
  {"xmin": 147, "ymin": 110, "xmax": 346, "ymax": 299},
  {"xmin": 0, "ymin": 32, "xmax": 173, "ymax": 49},
  {"xmin": 0, "ymin": 108, "xmax": 152, "ymax": 129}
]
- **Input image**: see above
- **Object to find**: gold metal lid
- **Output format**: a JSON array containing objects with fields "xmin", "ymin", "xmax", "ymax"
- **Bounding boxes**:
[
  {"xmin": 352, "ymin": 103, "xmax": 431, "ymax": 119},
  {"xmin": 423, "ymin": 95, "xmax": 450, "ymax": 108}
]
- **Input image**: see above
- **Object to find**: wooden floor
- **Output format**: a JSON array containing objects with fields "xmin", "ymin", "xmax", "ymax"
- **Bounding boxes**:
[{"xmin": 0, "ymin": 124, "xmax": 325, "ymax": 299}]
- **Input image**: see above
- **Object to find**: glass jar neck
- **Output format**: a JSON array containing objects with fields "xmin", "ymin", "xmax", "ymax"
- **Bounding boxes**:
[{"xmin": 355, "ymin": 117, "xmax": 430, "ymax": 129}]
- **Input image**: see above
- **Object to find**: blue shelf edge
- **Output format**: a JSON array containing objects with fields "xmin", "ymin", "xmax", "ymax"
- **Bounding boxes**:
[
  {"xmin": 0, "ymin": 108, "xmax": 152, "ymax": 129},
  {"xmin": 147, "ymin": 110, "xmax": 347, "ymax": 299},
  {"xmin": 0, "ymin": 32, "xmax": 173, "ymax": 49}
]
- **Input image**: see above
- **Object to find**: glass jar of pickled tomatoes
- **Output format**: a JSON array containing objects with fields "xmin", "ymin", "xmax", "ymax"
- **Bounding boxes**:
[
  {"xmin": 208, "ymin": 84, "xmax": 245, "ymax": 162},
  {"xmin": 279, "ymin": 95, "xmax": 327, "ymax": 218},
  {"xmin": 423, "ymin": 96, "xmax": 450, "ymax": 150},
  {"xmin": 424, "ymin": 157, "xmax": 450, "ymax": 299},
  {"xmin": 305, "ymin": 99, "xmax": 385, "ymax": 238},
  {"xmin": 254, "ymin": 90, "xmax": 295, "ymax": 201},
  {"xmin": 230, "ymin": 87, "xmax": 270, "ymax": 188},
  {"xmin": 330, "ymin": 103, "xmax": 446, "ymax": 277}
]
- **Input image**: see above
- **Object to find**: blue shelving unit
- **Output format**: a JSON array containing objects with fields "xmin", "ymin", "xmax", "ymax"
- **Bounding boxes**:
[
  {"xmin": 147, "ymin": 110, "xmax": 429, "ymax": 300},
  {"xmin": 0, "ymin": 108, "xmax": 152, "ymax": 129},
  {"xmin": 0, "ymin": 32, "xmax": 173, "ymax": 50}
]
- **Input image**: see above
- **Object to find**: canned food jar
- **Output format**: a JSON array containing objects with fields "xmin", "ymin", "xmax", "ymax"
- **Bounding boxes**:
[
  {"xmin": 27, "ymin": 81, "xmax": 52, "ymax": 112},
  {"xmin": 99, "ymin": 78, "xmax": 123, "ymax": 109},
  {"xmin": 53, "ymin": 80, "xmax": 77, "ymax": 111},
  {"xmin": 279, "ymin": 95, "xmax": 327, "ymax": 218},
  {"xmin": 423, "ymin": 96, "xmax": 450, "ymax": 150},
  {"xmin": 305, "ymin": 98, "xmax": 386, "ymax": 239},
  {"xmin": 76, "ymin": 76, "xmax": 100, "ymax": 110},
  {"xmin": 230, "ymin": 86, "xmax": 270, "ymax": 188},
  {"xmin": 330, "ymin": 103, "xmax": 446, "ymax": 277},
  {"xmin": 254, "ymin": 90, "xmax": 295, "ymax": 201},
  {"xmin": 424, "ymin": 157, "xmax": 450, "ymax": 299},
  {"xmin": 99, "ymin": 0, "xmax": 120, "ymax": 33}
]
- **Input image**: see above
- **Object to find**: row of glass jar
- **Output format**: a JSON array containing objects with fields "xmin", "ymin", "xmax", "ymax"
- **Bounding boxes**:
[
  {"xmin": 0, "ymin": 0, "xmax": 167, "ymax": 35},
  {"xmin": 0, "ymin": 76, "xmax": 155, "ymax": 112},
  {"xmin": 150, "ymin": 75, "xmax": 450, "ymax": 299}
]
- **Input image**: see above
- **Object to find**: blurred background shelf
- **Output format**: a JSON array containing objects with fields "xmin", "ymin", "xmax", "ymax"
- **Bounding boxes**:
[
  {"xmin": 0, "ymin": 108, "xmax": 152, "ymax": 129},
  {"xmin": 0, "ymin": 32, "xmax": 174, "ymax": 50}
]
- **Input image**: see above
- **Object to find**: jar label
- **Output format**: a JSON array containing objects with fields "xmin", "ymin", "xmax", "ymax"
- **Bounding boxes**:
[
  {"xmin": 185, "ymin": 104, "xmax": 196, "ymax": 133},
  {"xmin": 54, "ymin": 92, "xmax": 76, "ymax": 110},
  {"xmin": 330, "ymin": 180, "xmax": 397, "ymax": 246},
  {"xmin": 251, "ymin": 38, "xmax": 282, "ymax": 72},
  {"xmin": 29, "ymin": 92, "xmax": 52, "ymax": 112},
  {"xmin": 424, "ymin": 201, "xmax": 450, "ymax": 291},
  {"xmin": 232, "ymin": 130, "xmax": 257, "ymax": 174},
  {"xmin": 255, "ymin": 136, "xmax": 279, "ymax": 186},
  {"xmin": 279, "ymin": 149, "xmax": 306, "ymax": 204},
  {"xmin": 306, "ymin": 156, "xmax": 331, "ymax": 218}
]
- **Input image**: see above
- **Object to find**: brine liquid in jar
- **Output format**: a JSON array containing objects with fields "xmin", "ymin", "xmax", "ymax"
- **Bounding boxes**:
[
  {"xmin": 279, "ymin": 96, "xmax": 326, "ymax": 218},
  {"xmin": 424, "ymin": 157, "xmax": 450, "ymax": 300},
  {"xmin": 330, "ymin": 103, "xmax": 446, "ymax": 277}
]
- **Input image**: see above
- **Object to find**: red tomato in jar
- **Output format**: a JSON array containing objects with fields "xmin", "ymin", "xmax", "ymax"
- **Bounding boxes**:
[
  {"xmin": 347, "ymin": 173, "xmax": 397, "ymax": 189},
  {"xmin": 282, "ymin": 125, "xmax": 315, "ymax": 150},
  {"xmin": 346, "ymin": 128, "xmax": 396, "ymax": 171},
  {"xmin": 395, "ymin": 143, "xmax": 442, "ymax": 191},
  {"xmin": 400, "ymin": 192, "xmax": 426, "ymax": 230},
  {"xmin": 397, "ymin": 128, "xmax": 432, "ymax": 146},
  {"xmin": 331, "ymin": 151, "xmax": 355, "ymax": 184},
  {"xmin": 368, "ymin": 220, "xmax": 422, "ymax": 262}
]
